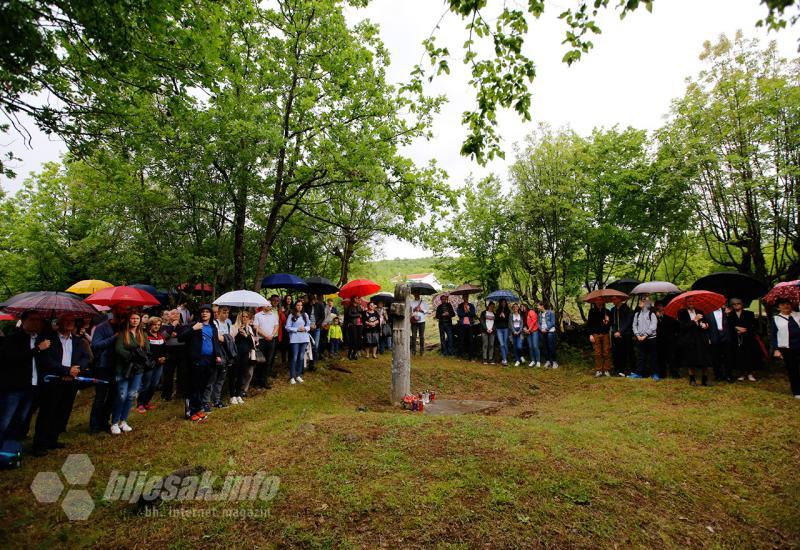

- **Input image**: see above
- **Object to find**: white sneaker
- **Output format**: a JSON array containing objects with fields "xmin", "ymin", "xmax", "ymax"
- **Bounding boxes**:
[
  {"xmin": 535, "ymin": 362, "xmax": 541, "ymax": 368},
  {"xmin": 514, "ymin": 361, "xmax": 520, "ymax": 367},
  {"xmin": 544, "ymin": 361, "xmax": 552, "ymax": 368},
  {"xmin": 110, "ymin": 423, "xmax": 121, "ymax": 435},
  {"xmin": 120, "ymin": 421, "xmax": 133, "ymax": 433},
  {"xmin": 737, "ymin": 376, "xmax": 745, "ymax": 381},
  {"xmin": 551, "ymin": 362, "xmax": 559, "ymax": 369},
  {"xmin": 296, "ymin": 376, "xmax": 304, "ymax": 383},
  {"xmin": 501, "ymin": 360, "xmax": 508, "ymax": 366},
  {"xmin": 520, "ymin": 356, "xmax": 526, "ymax": 363},
  {"xmin": 230, "ymin": 397, "xmax": 238, "ymax": 405},
  {"xmin": 290, "ymin": 378, "xmax": 296, "ymax": 385},
  {"xmin": 747, "ymin": 374, "xmax": 756, "ymax": 382},
  {"xmin": 794, "ymin": 395, "xmax": 800, "ymax": 399},
  {"xmin": 595, "ymin": 371, "xmax": 603, "ymax": 377},
  {"xmin": 528, "ymin": 361, "xmax": 535, "ymax": 367},
  {"xmin": 604, "ymin": 371, "xmax": 611, "ymax": 377}
]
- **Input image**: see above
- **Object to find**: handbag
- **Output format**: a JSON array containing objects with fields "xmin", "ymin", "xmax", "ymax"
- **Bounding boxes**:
[{"xmin": 254, "ymin": 348, "xmax": 266, "ymax": 363}]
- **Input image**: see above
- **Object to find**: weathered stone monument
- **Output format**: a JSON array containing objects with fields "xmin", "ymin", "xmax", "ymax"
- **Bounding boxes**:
[{"xmin": 390, "ymin": 283, "xmax": 411, "ymax": 404}]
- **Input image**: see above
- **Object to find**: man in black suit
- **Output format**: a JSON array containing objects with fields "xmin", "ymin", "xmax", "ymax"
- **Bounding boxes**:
[
  {"xmin": 677, "ymin": 298, "xmax": 711, "ymax": 386},
  {"xmin": 728, "ymin": 297, "xmax": 759, "ymax": 381},
  {"xmin": 32, "ymin": 315, "xmax": 89, "ymax": 456},
  {"xmin": 0, "ymin": 312, "xmax": 50, "ymax": 452},
  {"xmin": 706, "ymin": 303, "xmax": 734, "ymax": 382}
]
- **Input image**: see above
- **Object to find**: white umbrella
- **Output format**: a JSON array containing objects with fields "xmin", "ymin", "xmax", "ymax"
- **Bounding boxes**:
[
  {"xmin": 630, "ymin": 281, "xmax": 681, "ymax": 295},
  {"xmin": 213, "ymin": 290, "xmax": 269, "ymax": 308}
]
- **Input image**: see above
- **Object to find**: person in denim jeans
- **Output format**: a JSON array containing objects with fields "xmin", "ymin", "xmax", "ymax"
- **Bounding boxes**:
[
  {"xmin": 495, "ymin": 299, "xmax": 510, "ymax": 365},
  {"xmin": 285, "ymin": 301, "xmax": 311, "ymax": 384},
  {"xmin": 138, "ymin": 316, "xmax": 167, "ymax": 413},
  {"xmin": 111, "ymin": 312, "xmax": 150, "ymax": 434},
  {"xmin": 525, "ymin": 303, "xmax": 541, "ymax": 367},
  {"xmin": 538, "ymin": 302, "xmax": 558, "ymax": 368},
  {"xmin": 510, "ymin": 303, "xmax": 525, "ymax": 366}
]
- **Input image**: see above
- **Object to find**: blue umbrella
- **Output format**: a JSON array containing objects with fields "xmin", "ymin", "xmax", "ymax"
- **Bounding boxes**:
[
  {"xmin": 261, "ymin": 273, "xmax": 309, "ymax": 291},
  {"xmin": 131, "ymin": 284, "xmax": 170, "ymax": 306},
  {"xmin": 485, "ymin": 290, "xmax": 520, "ymax": 302},
  {"xmin": 130, "ymin": 284, "xmax": 158, "ymax": 295}
]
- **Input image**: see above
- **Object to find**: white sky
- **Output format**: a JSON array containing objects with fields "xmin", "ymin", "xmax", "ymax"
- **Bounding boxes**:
[{"xmin": 2, "ymin": 0, "xmax": 796, "ymax": 260}]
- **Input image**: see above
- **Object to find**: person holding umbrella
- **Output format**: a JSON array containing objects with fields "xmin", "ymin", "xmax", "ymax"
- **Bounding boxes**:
[
  {"xmin": 610, "ymin": 300, "xmax": 634, "ymax": 376},
  {"xmin": 346, "ymin": 298, "xmax": 364, "ymax": 360},
  {"xmin": 435, "ymin": 293, "xmax": 456, "ymax": 356},
  {"xmin": 770, "ymin": 298, "xmax": 800, "ymax": 399},
  {"xmin": 494, "ymin": 299, "xmax": 511, "ymax": 365},
  {"xmin": 111, "ymin": 312, "xmax": 150, "ymax": 434},
  {"xmin": 0, "ymin": 312, "xmax": 49, "ymax": 456},
  {"xmin": 33, "ymin": 314, "xmax": 89, "ymax": 454},
  {"xmin": 677, "ymin": 298, "xmax": 711, "ymax": 386},
  {"xmin": 729, "ymin": 298, "xmax": 758, "ymax": 382},
  {"xmin": 706, "ymin": 302, "xmax": 734, "ymax": 383},
  {"xmin": 587, "ymin": 302, "xmax": 612, "ymax": 377},
  {"xmin": 509, "ymin": 303, "xmax": 525, "ymax": 367}
]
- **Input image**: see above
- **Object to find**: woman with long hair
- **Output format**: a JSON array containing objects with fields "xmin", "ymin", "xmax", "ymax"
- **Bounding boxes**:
[
  {"xmin": 279, "ymin": 295, "xmax": 293, "ymax": 366},
  {"xmin": 137, "ymin": 316, "xmax": 166, "ymax": 413},
  {"xmin": 363, "ymin": 302, "xmax": 381, "ymax": 358},
  {"xmin": 231, "ymin": 310, "xmax": 257, "ymax": 403},
  {"xmin": 346, "ymin": 298, "xmax": 364, "ymax": 360},
  {"xmin": 285, "ymin": 300, "xmax": 311, "ymax": 384},
  {"xmin": 112, "ymin": 312, "xmax": 150, "ymax": 434}
]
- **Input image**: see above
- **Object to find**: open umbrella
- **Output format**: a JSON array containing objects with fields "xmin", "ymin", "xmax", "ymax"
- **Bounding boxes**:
[
  {"xmin": 580, "ymin": 289, "xmax": 628, "ymax": 305},
  {"xmin": 214, "ymin": 290, "xmax": 269, "ymax": 308},
  {"xmin": 0, "ymin": 291, "xmax": 97, "ymax": 318},
  {"xmin": 606, "ymin": 278, "xmax": 641, "ymax": 295},
  {"xmin": 339, "ymin": 279, "xmax": 380, "ymax": 299},
  {"xmin": 261, "ymin": 273, "xmax": 309, "ymax": 291},
  {"xmin": 663, "ymin": 290, "xmax": 726, "ymax": 318},
  {"xmin": 408, "ymin": 281, "xmax": 437, "ymax": 295},
  {"xmin": 449, "ymin": 283, "xmax": 483, "ymax": 296},
  {"xmin": 691, "ymin": 272, "xmax": 768, "ymax": 304},
  {"xmin": 763, "ymin": 281, "xmax": 800, "ymax": 307},
  {"xmin": 0, "ymin": 313, "xmax": 16, "ymax": 321},
  {"xmin": 485, "ymin": 290, "xmax": 520, "ymax": 302},
  {"xmin": 85, "ymin": 286, "xmax": 160, "ymax": 308},
  {"xmin": 370, "ymin": 292, "xmax": 395, "ymax": 305},
  {"xmin": 304, "ymin": 276, "xmax": 339, "ymax": 295},
  {"xmin": 630, "ymin": 281, "xmax": 681, "ymax": 295},
  {"xmin": 129, "ymin": 283, "xmax": 158, "ymax": 296},
  {"xmin": 432, "ymin": 293, "xmax": 460, "ymax": 309},
  {"xmin": 178, "ymin": 282, "xmax": 214, "ymax": 293},
  {"xmin": 65, "ymin": 279, "xmax": 114, "ymax": 295}
]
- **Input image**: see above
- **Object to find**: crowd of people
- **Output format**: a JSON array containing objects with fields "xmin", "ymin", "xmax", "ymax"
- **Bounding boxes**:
[{"xmin": 1, "ymin": 286, "xmax": 798, "ymax": 463}]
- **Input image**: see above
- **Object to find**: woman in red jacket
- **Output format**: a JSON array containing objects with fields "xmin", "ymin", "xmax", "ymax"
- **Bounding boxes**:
[{"xmin": 525, "ymin": 304, "xmax": 541, "ymax": 367}]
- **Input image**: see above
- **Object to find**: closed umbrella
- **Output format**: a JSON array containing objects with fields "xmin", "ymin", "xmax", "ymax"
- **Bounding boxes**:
[
  {"xmin": 214, "ymin": 290, "xmax": 269, "ymax": 308},
  {"xmin": 691, "ymin": 272, "xmax": 769, "ymax": 304},
  {"xmin": 606, "ymin": 278, "xmax": 641, "ymax": 295},
  {"xmin": 663, "ymin": 290, "xmax": 726, "ymax": 318},
  {"xmin": 0, "ymin": 291, "xmax": 97, "ymax": 319},
  {"xmin": 65, "ymin": 279, "xmax": 114, "ymax": 295},
  {"xmin": 339, "ymin": 279, "xmax": 380, "ymax": 299},
  {"xmin": 449, "ymin": 283, "xmax": 483, "ymax": 296},
  {"xmin": 261, "ymin": 273, "xmax": 309, "ymax": 291},
  {"xmin": 485, "ymin": 290, "xmax": 520, "ymax": 302},
  {"xmin": 580, "ymin": 289, "xmax": 628, "ymax": 305},
  {"xmin": 630, "ymin": 281, "xmax": 681, "ymax": 295},
  {"xmin": 304, "ymin": 276, "xmax": 339, "ymax": 295},
  {"xmin": 85, "ymin": 286, "xmax": 160, "ymax": 307}
]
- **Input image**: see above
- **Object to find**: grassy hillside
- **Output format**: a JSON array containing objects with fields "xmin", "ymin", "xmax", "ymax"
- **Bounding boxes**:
[
  {"xmin": 349, "ymin": 256, "xmax": 454, "ymax": 292},
  {"xmin": 1, "ymin": 354, "xmax": 798, "ymax": 547}
]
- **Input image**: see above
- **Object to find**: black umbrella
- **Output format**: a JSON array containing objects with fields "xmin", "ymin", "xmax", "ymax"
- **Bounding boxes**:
[
  {"xmin": 606, "ymin": 278, "xmax": 641, "ymax": 295},
  {"xmin": 370, "ymin": 292, "xmax": 395, "ymax": 305},
  {"xmin": 691, "ymin": 272, "xmax": 769, "ymax": 304},
  {"xmin": 304, "ymin": 276, "xmax": 339, "ymax": 295},
  {"xmin": 408, "ymin": 282, "xmax": 436, "ymax": 295}
]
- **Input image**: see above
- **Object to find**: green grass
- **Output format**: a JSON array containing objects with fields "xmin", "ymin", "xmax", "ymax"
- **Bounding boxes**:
[{"xmin": 1, "ymin": 353, "xmax": 799, "ymax": 548}]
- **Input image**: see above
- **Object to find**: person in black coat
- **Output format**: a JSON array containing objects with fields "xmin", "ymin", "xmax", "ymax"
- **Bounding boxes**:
[
  {"xmin": 88, "ymin": 314, "xmax": 116, "ymax": 433},
  {"xmin": 33, "ymin": 315, "xmax": 89, "ymax": 455},
  {"xmin": 178, "ymin": 304, "xmax": 221, "ymax": 420},
  {"xmin": 0, "ymin": 312, "xmax": 50, "ymax": 452},
  {"xmin": 677, "ymin": 299, "xmax": 711, "ymax": 386},
  {"xmin": 655, "ymin": 302, "xmax": 680, "ymax": 378},
  {"xmin": 728, "ymin": 297, "xmax": 759, "ymax": 381},
  {"xmin": 610, "ymin": 302, "xmax": 634, "ymax": 376},
  {"xmin": 706, "ymin": 304, "xmax": 734, "ymax": 382}
]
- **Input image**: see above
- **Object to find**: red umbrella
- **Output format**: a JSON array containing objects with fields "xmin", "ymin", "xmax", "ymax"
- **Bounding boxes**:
[
  {"xmin": 763, "ymin": 282, "xmax": 800, "ymax": 306},
  {"xmin": 0, "ymin": 313, "xmax": 16, "ymax": 321},
  {"xmin": 178, "ymin": 282, "xmax": 214, "ymax": 293},
  {"xmin": 664, "ymin": 290, "xmax": 726, "ymax": 318},
  {"xmin": 580, "ymin": 289, "xmax": 629, "ymax": 305},
  {"xmin": 0, "ymin": 291, "xmax": 97, "ymax": 319},
  {"xmin": 339, "ymin": 279, "xmax": 381, "ymax": 299},
  {"xmin": 86, "ymin": 286, "xmax": 160, "ymax": 307}
]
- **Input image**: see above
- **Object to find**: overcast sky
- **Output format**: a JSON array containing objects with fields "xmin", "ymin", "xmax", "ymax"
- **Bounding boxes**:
[{"xmin": 2, "ymin": 0, "xmax": 796, "ymax": 260}]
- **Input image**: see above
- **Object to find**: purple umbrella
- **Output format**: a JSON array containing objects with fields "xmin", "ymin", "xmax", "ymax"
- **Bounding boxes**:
[{"xmin": 0, "ymin": 291, "xmax": 97, "ymax": 319}]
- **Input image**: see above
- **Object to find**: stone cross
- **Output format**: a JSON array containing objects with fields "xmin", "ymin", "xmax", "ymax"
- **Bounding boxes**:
[{"xmin": 390, "ymin": 283, "xmax": 411, "ymax": 404}]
